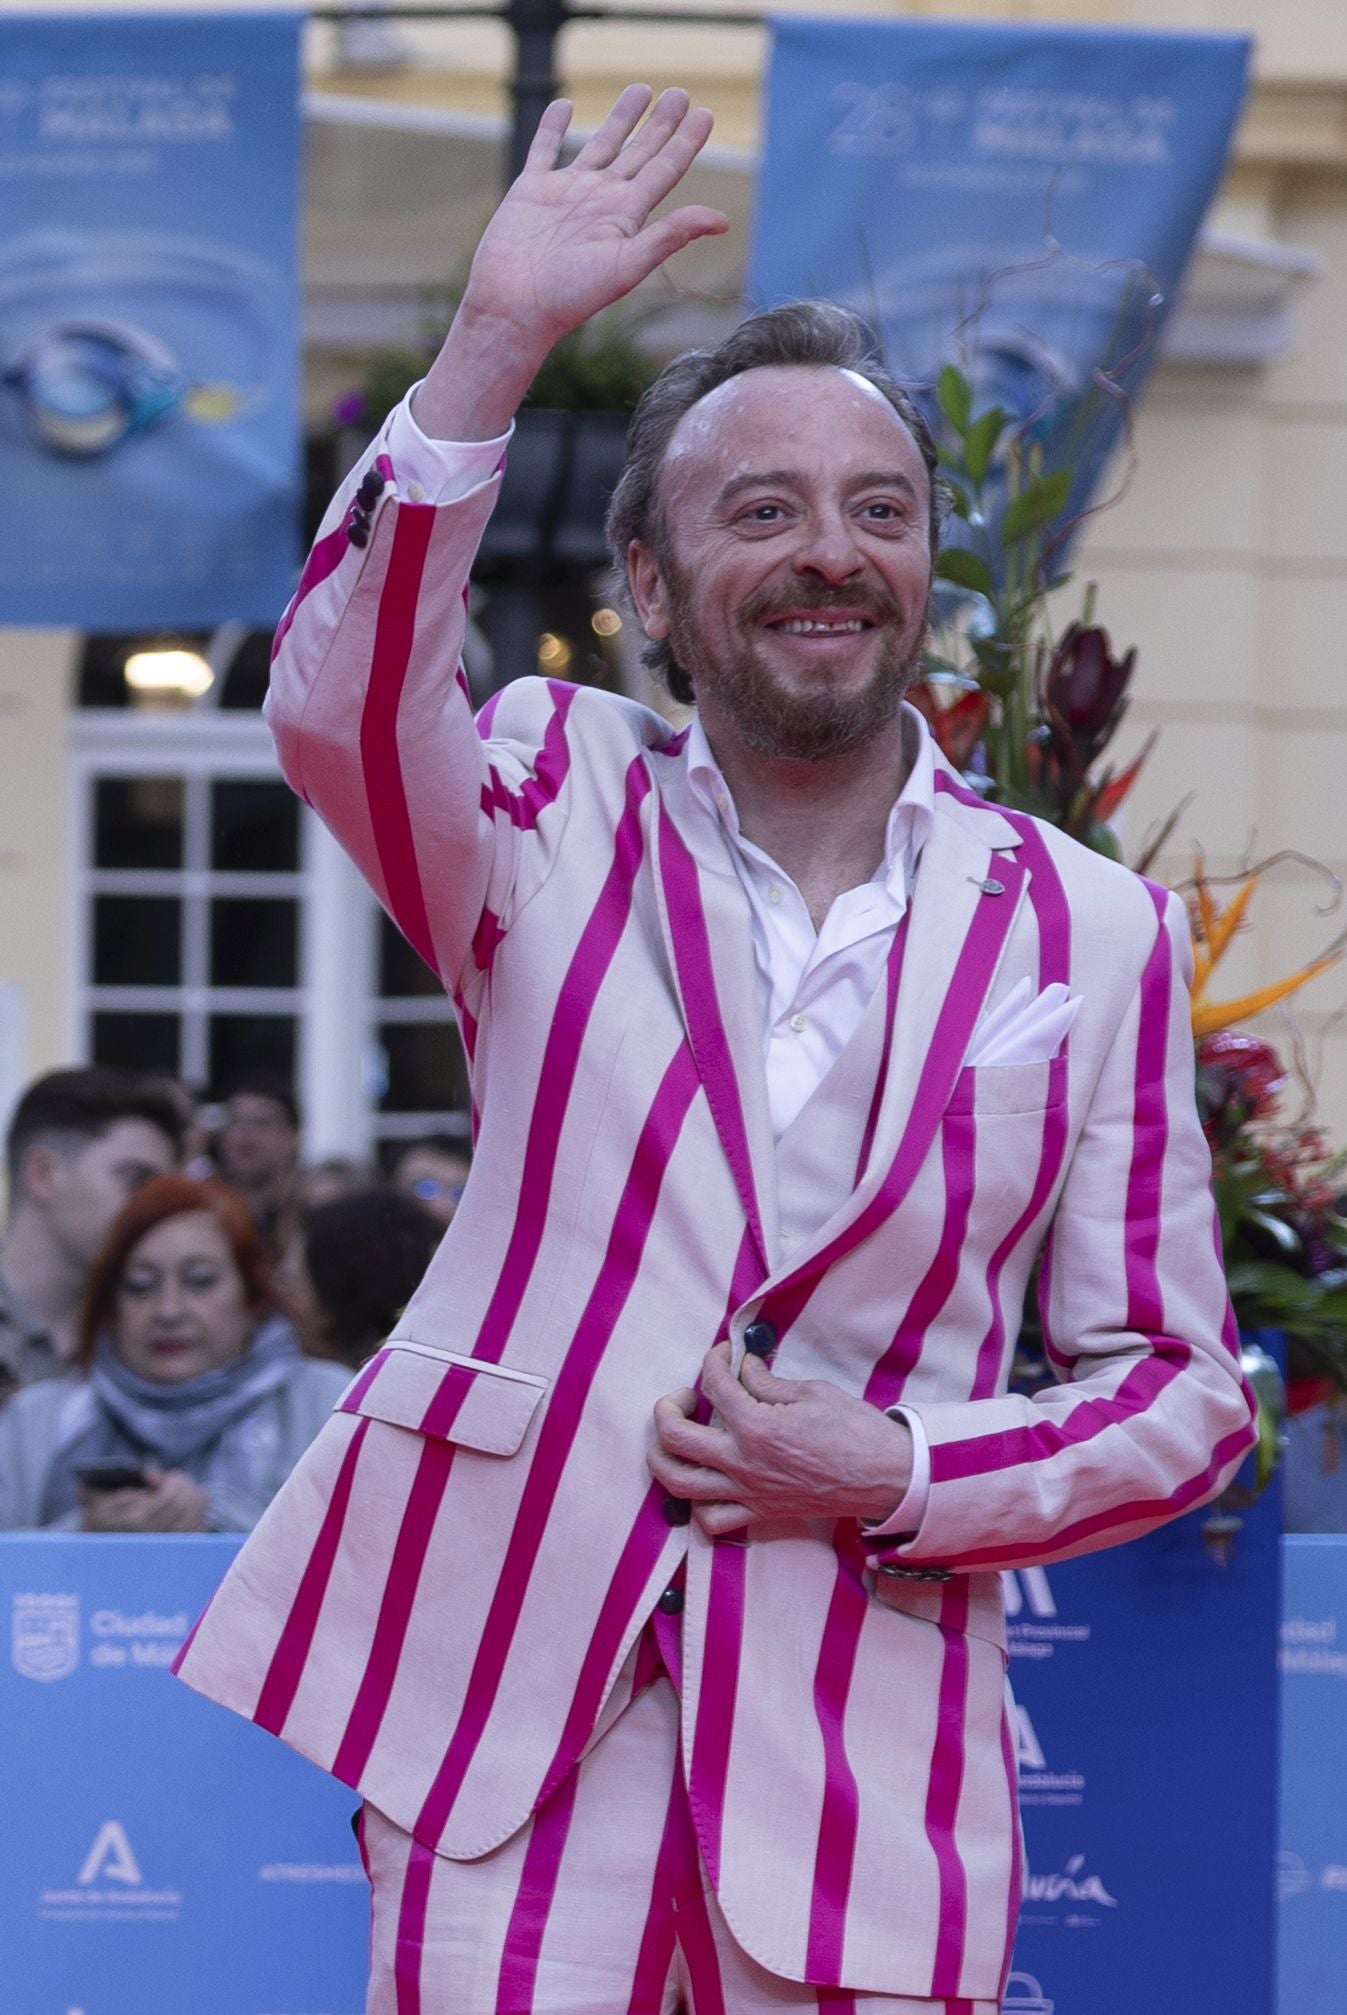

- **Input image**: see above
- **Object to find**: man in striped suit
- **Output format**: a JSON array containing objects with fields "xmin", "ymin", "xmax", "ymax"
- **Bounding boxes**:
[{"xmin": 176, "ymin": 86, "xmax": 1256, "ymax": 2015}]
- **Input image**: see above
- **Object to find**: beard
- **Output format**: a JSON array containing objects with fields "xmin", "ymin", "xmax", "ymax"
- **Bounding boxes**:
[{"xmin": 662, "ymin": 563, "xmax": 927, "ymax": 763}]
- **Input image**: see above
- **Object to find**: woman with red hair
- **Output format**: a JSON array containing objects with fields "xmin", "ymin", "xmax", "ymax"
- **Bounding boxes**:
[{"xmin": 0, "ymin": 1175, "xmax": 348, "ymax": 1531}]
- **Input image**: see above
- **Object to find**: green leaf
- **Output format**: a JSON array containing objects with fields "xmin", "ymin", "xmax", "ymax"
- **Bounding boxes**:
[
  {"xmin": 937, "ymin": 365, "xmax": 972, "ymax": 436},
  {"xmin": 1000, "ymin": 469, "xmax": 1073, "ymax": 549},
  {"xmin": 934, "ymin": 547, "xmax": 995, "ymax": 597},
  {"xmin": 942, "ymin": 478, "xmax": 973, "ymax": 521},
  {"xmin": 964, "ymin": 407, "xmax": 1007, "ymax": 488}
]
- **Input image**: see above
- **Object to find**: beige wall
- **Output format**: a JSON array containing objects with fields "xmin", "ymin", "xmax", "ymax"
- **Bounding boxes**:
[{"xmin": 1076, "ymin": 177, "xmax": 1347, "ymax": 1142}]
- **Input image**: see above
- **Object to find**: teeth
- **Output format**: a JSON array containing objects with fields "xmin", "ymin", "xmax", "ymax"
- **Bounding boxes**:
[{"xmin": 775, "ymin": 618, "xmax": 867, "ymax": 635}]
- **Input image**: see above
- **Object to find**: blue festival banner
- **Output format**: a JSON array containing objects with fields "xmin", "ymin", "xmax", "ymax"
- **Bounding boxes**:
[
  {"xmin": 2, "ymin": 1535, "xmax": 365, "ymax": 2015},
  {"xmin": 0, "ymin": 14, "xmax": 301, "ymax": 629},
  {"xmin": 1005, "ymin": 1469, "xmax": 1281, "ymax": 2015},
  {"xmin": 751, "ymin": 18, "xmax": 1249, "ymax": 534},
  {"xmin": 1278, "ymin": 1535, "xmax": 1347, "ymax": 2014}
]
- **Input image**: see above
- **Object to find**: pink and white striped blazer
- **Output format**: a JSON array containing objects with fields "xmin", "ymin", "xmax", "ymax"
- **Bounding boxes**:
[{"xmin": 175, "ymin": 427, "xmax": 1256, "ymax": 2002}]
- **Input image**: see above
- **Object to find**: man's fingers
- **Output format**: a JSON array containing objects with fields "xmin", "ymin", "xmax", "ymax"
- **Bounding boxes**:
[
  {"xmin": 654, "ymin": 1400, "xmax": 734, "ymax": 1471},
  {"xmin": 699, "ymin": 1339, "xmax": 756, "ymax": 1424},
  {"xmin": 627, "ymin": 208, "xmax": 730, "ymax": 285},
  {"xmin": 570, "ymin": 83, "xmax": 653, "ymax": 170},
  {"xmin": 614, "ymin": 86, "xmax": 691, "ymax": 180},
  {"xmin": 737, "ymin": 1350, "xmax": 797, "ymax": 1403},
  {"xmin": 654, "ymin": 1387, "xmax": 698, "ymax": 1425},
  {"xmin": 693, "ymin": 1499, "xmax": 751, "ymax": 1537},
  {"xmin": 629, "ymin": 105, "xmax": 717, "ymax": 210},
  {"xmin": 522, "ymin": 98, "xmax": 572, "ymax": 175},
  {"xmin": 647, "ymin": 1442, "xmax": 737, "ymax": 1502}
]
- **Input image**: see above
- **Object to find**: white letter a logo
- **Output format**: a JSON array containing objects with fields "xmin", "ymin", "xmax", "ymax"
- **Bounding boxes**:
[{"xmin": 77, "ymin": 1820, "xmax": 142, "ymax": 1887}]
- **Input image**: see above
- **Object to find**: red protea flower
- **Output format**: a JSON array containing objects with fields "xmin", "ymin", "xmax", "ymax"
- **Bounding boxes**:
[{"xmin": 1196, "ymin": 1031, "xmax": 1288, "ymax": 1121}]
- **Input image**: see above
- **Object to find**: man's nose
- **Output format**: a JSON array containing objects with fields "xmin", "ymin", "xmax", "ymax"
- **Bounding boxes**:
[{"xmin": 790, "ymin": 508, "xmax": 864, "ymax": 584}]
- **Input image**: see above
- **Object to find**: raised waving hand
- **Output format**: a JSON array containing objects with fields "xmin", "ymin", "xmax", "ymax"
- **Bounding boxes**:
[{"xmin": 414, "ymin": 86, "xmax": 727, "ymax": 441}]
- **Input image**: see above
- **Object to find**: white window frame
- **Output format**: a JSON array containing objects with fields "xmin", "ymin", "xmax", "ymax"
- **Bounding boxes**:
[{"xmin": 68, "ymin": 710, "xmax": 375, "ymax": 1161}]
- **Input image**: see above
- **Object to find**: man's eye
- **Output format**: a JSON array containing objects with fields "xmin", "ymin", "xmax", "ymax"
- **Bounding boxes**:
[{"xmin": 740, "ymin": 503, "xmax": 785, "ymax": 523}]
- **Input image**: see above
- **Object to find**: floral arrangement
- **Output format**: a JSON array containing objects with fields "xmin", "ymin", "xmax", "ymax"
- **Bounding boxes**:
[
  {"xmin": 917, "ymin": 361, "xmax": 1347, "ymax": 1487},
  {"xmin": 1190, "ymin": 867, "xmax": 1347, "ymax": 1388}
]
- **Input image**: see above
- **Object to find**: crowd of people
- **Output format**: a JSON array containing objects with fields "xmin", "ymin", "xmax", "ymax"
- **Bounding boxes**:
[{"xmin": 0, "ymin": 1064, "xmax": 462, "ymax": 1533}]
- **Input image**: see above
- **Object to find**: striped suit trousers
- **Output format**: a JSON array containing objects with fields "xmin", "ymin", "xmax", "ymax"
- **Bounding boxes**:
[{"xmin": 358, "ymin": 1666, "xmax": 997, "ymax": 2015}]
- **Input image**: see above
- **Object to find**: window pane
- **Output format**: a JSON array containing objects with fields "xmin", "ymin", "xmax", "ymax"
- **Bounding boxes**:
[
  {"xmin": 211, "ymin": 780, "xmax": 298, "ymax": 872},
  {"xmin": 378, "ymin": 914, "xmax": 442, "ymax": 999},
  {"xmin": 209, "ymin": 1014, "xmax": 296, "ymax": 1092},
  {"xmin": 210, "ymin": 898, "xmax": 297, "ymax": 988},
  {"xmin": 91, "ymin": 1012, "xmax": 180, "ymax": 1074},
  {"xmin": 93, "ymin": 895, "xmax": 181, "ymax": 986},
  {"xmin": 94, "ymin": 777, "xmax": 184, "ymax": 869},
  {"xmin": 376, "ymin": 1022, "xmax": 467, "ymax": 1114}
]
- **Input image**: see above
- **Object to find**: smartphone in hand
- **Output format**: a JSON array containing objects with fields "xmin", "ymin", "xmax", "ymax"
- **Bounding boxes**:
[{"xmin": 72, "ymin": 1459, "xmax": 151, "ymax": 1492}]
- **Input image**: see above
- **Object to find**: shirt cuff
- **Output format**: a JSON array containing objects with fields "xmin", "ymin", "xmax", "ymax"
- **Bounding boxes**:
[
  {"xmin": 383, "ymin": 385, "xmax": 513, "ymax": 504},
  {"xmin": 860, "ymin": 1404, "xmax": 931, "ymax": 1539}
]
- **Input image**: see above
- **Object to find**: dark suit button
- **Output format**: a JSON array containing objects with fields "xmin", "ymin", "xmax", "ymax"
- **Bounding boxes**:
[
  {"xmin": 662, "ymin": 1495, "xmax": 692, "ymax": 1526},
  {"xmin": 742, "ymin": 1319, "xmax": 777, "ymax": 1357},
  {"xmin": 356, "ymin": 470, "xmax": 387, "ymax": 506},
  {"xmin": 657, "ymin": 1586, "xmax": 685, "ymax": 1615},
  {"xmin": 346, "ymin": 517, "xmax": 369, "ymax": 549}
]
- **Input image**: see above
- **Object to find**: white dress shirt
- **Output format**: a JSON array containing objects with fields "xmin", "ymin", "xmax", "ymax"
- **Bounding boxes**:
[{"xmin": 384, "ymin": 389, "xmax": 931, "ymax": 1536}]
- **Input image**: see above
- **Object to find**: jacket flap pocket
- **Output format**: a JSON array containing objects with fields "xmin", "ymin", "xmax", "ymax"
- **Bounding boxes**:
[
  {"xmin": 871, "ymin": 1570, "xmax": 1006, "ymax": 1653},
  {"xmin": 337, "ymin": 1342, "xmax": 547, "ymax": 1456}
]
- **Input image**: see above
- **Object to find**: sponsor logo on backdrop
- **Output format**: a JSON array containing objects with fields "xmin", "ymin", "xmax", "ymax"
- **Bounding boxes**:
[
  {"xmin": 1001, "ymin": 1972, "xmax": 1054, "ymax": 2014},
  {"xmin": 1280, "ymin": 1614, "xmax": 1347, "ymax": 1679},
  {"xmin": 1022, "ymin": 1852, "xmax": 1119, "ymax": 1931},
  {"xmin": 12, "ymin": 1591, "xmax": 80, "ymax": 1681},
  {"xmin": 38, "ymin": 1820, "xmax": 182, "ymax": 1923},
  {"xmin": 88, "ymin": 1605, "xmax": 188, "ymax": 1670},
  {"xmin": 1003, "ymin": 1568, "xmax": 1091, "ymax": 1664},
  {"xmin": 1015, "ymin": 1703, "xmax": 1085, "ymax": 1807}
]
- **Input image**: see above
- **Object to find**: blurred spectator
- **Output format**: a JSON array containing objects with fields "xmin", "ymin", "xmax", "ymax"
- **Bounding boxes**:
[
  {"xmin": 150, "ymin": 1076, "xmax": 217, "ymax": 1180},
  {"xmin": 388, "ymin": 1134, "xmax": 472, "ymax": 1230},
  {"xmin": 214, "ymin": 1072, "xmax": 302, "ymax": 1266},
  {"xmin": 0, "ymin": 1175, "xmax": 347, "ymax": 1532},
  {"xmin": 285, "ymin": 1189, "xmax": 439, "ymax": 1369},
  {"xmin": 298, "ymin": 1156, "xmax": 369, "ymax": 1212},
  {"xmin": 0, "ymin": 1069, "xmax": 182, "ymax": 1402}
]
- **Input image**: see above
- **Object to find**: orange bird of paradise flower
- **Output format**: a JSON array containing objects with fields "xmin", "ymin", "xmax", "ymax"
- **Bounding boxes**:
[{"xmin": 1188, "ymin": 859, "xmax": 1345, "ymax": 1040}]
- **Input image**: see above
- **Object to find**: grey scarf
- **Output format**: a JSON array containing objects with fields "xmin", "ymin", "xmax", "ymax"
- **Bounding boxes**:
[{"xmin": 41, "ymin": 1313, "xmax": 300, "ymax": 1525}]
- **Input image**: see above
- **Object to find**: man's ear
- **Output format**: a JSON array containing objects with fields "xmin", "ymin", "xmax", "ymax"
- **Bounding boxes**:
[
  {"xmin": 18, "ymin": 1140, "xmax": 61, "ymax": 1208},
  {"xmin": 626, "ymin": 541, "xmax": 671, "ymax": 642}
]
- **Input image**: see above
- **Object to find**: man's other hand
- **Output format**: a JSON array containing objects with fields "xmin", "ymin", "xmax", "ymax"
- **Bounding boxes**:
[{"xmin": 648, "ymin": 1341, "xmax": 913, "ymax": 1537}]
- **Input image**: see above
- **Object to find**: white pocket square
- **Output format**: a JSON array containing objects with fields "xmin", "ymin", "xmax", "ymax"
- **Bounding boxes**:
[{"xmin": 965, "ymin": 978, "xmax": 1079, "ymax": 1067}]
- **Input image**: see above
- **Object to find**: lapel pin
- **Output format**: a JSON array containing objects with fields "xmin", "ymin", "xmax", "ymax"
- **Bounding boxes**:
[{"xmin": 969, "ymin": 876, "xmax": 1005, "ymax": 896}]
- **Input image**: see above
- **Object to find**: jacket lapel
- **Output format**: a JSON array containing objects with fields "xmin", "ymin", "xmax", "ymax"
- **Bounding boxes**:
[
  {"xmin": 647, "ymin": 759, "xmax": 777, "ymax": 1273},
  {"xmin": 753, "ymin": 786, "xmax": 1028, "ymax": 1319}
]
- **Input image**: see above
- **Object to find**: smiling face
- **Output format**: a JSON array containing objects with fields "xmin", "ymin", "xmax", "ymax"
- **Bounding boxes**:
[
  {"xmin": 628, "ymin": 364, "xmax": 934, "ymax": 763},
  {"xmin": 111, "ymin": 1209, "xmax": 254, "ymax": 1384}
]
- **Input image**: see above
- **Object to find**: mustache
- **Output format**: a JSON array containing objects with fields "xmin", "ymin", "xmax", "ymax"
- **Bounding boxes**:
[{"xmin": 737, "ymin": 583, "xmax": 903, "ymax": 626}]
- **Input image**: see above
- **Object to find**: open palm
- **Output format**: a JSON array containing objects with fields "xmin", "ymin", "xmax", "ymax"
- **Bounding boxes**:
[{"xmin": 464, "ymin": 85, "xmax": 728, "ymax": 350}]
